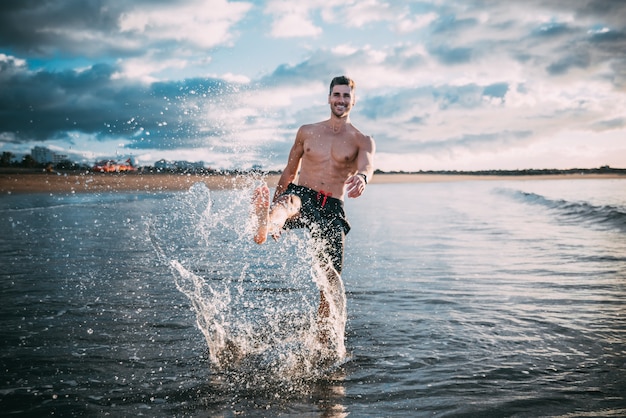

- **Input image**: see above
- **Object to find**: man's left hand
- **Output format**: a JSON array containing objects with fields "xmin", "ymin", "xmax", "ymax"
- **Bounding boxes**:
[{"xmin": 345, "ymin": 174, "xmax": 366, "ymax": 198}]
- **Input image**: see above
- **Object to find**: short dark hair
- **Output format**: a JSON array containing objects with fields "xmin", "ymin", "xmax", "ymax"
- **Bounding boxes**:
[{"xmin": 329, "ymin": 76, "xmax": 355, "ymax": 95}]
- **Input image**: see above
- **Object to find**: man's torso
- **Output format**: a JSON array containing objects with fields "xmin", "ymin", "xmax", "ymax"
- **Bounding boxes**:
[{"xmin": 296, "ymin": 121, "xmax": 363, "ymax": 199}]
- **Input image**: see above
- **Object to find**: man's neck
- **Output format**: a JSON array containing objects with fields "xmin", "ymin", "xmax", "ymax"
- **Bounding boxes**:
[
  {"xmin": 328, "ymin": 116, "xmax": 349, "ymax": 134},
  {"xmin": 329, "ymin": 114, "xmax": 350, "ymax": 125}
]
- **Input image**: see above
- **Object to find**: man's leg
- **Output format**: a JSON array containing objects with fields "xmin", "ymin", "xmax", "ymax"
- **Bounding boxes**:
[
  {"xmin": 315, "ymin": 262, "xmax": 346, "ymax": 351},
  {"xmin": 314, "ymin": 228, "xmax": 346, "ymax": 346},
  {"xmin": 316, "ymin": 235, "xmax": 344, "ymax": 319},
  {"xmin": 252, "ymin": 183, "xmax": 301, "ymax": 244}
]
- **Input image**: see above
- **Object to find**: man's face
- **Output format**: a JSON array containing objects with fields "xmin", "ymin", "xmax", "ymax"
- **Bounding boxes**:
[{"xmin": 328, "ymin": 84, "xmax": 355, "ymax": 118}]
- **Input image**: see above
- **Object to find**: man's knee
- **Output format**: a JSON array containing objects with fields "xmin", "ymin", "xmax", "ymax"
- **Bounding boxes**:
[{"xmin": 275, "ymin": 194, "xmax": 301, "ymax": 214}]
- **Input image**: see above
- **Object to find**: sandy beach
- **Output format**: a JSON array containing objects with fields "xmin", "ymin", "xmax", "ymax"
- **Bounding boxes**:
[
  {"xmin": 1, "ymin": 170, "xmax": 624, "ymax": 195},
  {"xmin": 0, "ymin": 171, "xmax": 271, "ymax": 195}
]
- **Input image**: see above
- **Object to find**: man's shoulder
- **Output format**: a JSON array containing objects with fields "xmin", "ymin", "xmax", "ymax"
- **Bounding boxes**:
[
  {"xmin": 348, "ymin": 124, "xmax": 373, "ymax": 143},
  {"xmin": 300, "ymin": 121, "xmax": 325, "ymax": 130},
  {"xmin": 297, "ymin": 122, "xmax": 325, "ymax": 135}
]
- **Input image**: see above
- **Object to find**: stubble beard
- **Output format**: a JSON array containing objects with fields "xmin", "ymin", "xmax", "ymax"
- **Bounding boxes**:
[{"xmin": 331, "ymin": 103, "xmax": 350, "ymax": 119}]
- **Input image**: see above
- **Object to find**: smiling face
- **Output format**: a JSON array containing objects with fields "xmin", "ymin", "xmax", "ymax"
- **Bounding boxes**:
[{"xmin": 328, "ymin": 84, "xmax": 355, "ymax": 119}]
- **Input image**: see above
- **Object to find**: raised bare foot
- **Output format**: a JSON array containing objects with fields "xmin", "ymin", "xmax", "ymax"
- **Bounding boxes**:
[{"xmin": 252, "ymin": 184, "xmax": 270, "ymax": 244}]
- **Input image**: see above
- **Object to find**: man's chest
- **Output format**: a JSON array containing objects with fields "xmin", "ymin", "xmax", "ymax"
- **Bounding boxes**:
[{"xmin": 303, "ymin": 136, "xmax": 358, "ymax": 164}]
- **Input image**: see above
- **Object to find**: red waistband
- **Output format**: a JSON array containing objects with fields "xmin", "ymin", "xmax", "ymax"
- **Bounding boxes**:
[{"xmin": 316, "ymin": 190, "xmax": 332, "ymax": 208}]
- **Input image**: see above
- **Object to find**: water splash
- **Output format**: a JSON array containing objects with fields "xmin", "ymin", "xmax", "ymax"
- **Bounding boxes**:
[{"xmin": 149, "ymin": 181, "xmax": 348, "ymax": 382}]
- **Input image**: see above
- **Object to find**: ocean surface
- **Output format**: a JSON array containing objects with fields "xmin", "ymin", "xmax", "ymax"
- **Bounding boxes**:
[{"xmin": 1, "ymin": 177, "xmax": 625, "ymax": 417}]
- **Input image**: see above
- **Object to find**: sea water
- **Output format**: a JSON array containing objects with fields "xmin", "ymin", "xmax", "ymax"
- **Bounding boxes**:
[{"xmin": 1, "ymin": 177, "xmax": 625, "ymax": 417}]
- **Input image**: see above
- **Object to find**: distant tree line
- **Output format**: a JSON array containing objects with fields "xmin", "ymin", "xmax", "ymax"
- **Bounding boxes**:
[
  {"xmin": 2, "ymin": 151, "xmax": 623, "ymax": 176},
  {"xmin": 1, "ymin": 151, "xmax": 87, "ymax": 170},
  {"xmin": 0, "ymin": 151, "xmax": 276, "ymax": 175},
  {"xmin": 375, "ymin": 166, "xmax": 626, "ymax": 175}
]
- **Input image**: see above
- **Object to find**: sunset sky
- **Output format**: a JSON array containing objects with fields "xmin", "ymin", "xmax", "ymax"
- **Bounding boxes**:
[{"xmin": 1, "ymin": 0, "xmax": 625, "ymax": 171}]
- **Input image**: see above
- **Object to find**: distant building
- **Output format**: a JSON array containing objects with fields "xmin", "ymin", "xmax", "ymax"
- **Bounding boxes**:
[
  {"xmin": 154, "ymin": 159, "xmax": 173, "ymax": 170},
  {"xmin": 174, "ymin": 160, "xmax": 205, "ymax": 171},
  {"xmin": 31, "ymin": 146, "xmax": 68, "ymax": 165},
  {"xmin": 154, "ymin": 159, "xmax": 205, "ymax": 171}
]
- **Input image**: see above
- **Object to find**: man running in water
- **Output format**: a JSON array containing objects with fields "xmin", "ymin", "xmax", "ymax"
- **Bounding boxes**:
[{"xmin": 252, "ymin": 75, "xmax": 375, "ymax": 342}]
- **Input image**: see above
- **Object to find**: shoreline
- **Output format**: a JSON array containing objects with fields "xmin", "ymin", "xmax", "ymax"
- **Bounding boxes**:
[{"xmin": 1, "ymin": 171, "xmax": 625, "ymax": 195}]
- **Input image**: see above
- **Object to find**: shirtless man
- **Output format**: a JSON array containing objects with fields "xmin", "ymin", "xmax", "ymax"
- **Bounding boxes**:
[{"xmin": 252, "ymin": 76, "xmax": 375, "ymax": 336}]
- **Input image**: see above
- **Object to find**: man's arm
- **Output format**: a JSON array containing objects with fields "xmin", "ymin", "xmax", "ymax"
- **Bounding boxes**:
[
  {"xmin": 346, "ymin": 135, "xmax": 375, "ymax": 199},
  {"xmin": 273, "ymin": 128, "xmax": 304, "ymax": 201},
  {"xmin": 356, "ymin": 134, "xmax": 375, "ymax": 181}
]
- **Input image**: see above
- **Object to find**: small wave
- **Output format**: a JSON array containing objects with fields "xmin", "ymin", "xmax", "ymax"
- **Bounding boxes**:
[{"xmin": 499, "ymin": 189, "xmax": 626, "ymax": 232}]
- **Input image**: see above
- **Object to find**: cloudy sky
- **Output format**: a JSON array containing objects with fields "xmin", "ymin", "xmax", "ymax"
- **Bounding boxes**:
[{"xmin": 1, "ymin": 0, "xmax": 625, "ymax": 171}]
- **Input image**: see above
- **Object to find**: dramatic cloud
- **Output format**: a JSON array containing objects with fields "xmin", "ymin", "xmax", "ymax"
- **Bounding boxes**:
[{"xmin": 1, "ymin": 0, "xmax": 625, "ymax": 170}]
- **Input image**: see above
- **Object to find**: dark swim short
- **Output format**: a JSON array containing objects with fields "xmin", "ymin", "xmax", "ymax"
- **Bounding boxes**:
[{"xmin": 281, "ymin": 183, "xmax": 351, "ymax": 274}]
